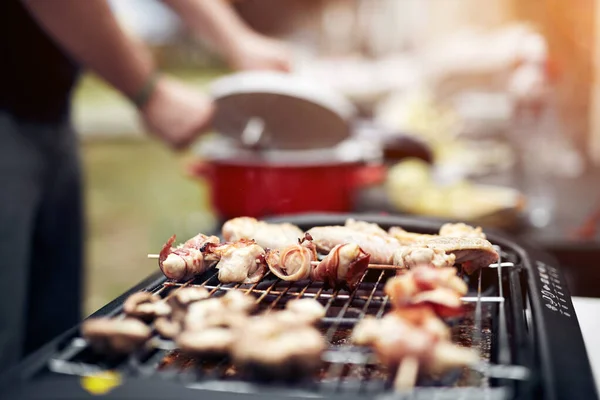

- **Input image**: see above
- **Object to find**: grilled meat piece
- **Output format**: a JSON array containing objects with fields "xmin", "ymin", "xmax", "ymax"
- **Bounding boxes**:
[
  {"xmin": 388, "ymin": 226, "xmax": 437, "ymax": 245},
  {"xmin": 439, "ymin": 222, "xmax": 486, "ymax": 239},
  {"xmin": 158, "ymin": 235, "xmax": 219, "ymax": 281},
  {"xmin": 384, "ymin": 267, "xmax": 467, "ymax": 317},
  {"xmin": 393, "ymin": 246, "xmax": 456, "ymax": 269},
  {"xmin": 345, "ymin": 219, "xmax": 390, "ymax": 236},
  {"xmin": 422, "ymin": 237, "xmax": 499, "ymax": 274},
  {"xmin": 123, "ymin": 292, "xmax": 171, "ymax": 321},
  {"xmin": 307, "ymin": 226, "xmax": 401, "ymax": 264},
  {"xmin": 222, "ymin": 217, "xmax": 304, "ymax": 250},
  {"xmin": 311, "ymin": 243, "xmax": 370, "ymax": 290},
  {"xmin": 184, "ymin": 290, "xmax": 254, "ymax": 331},
  {"xmin": 281, "ymin": 298, "xmax": 326, "ymax": 325},
  {"xmin": 265, "ymin": 235, "xmax": 318, "ymax": 281},
  {"xmin": 352, "ymin": 312, "xmax": 477, "ymax": 373},
  {"xmin": 184, "ymin": 233, "xmax": 221, "ymax": 250},
  {"xmin": 389, "ymin": 222, "xmax": 485, "ymax": 245},
  {"xmin": 155, "ymin": 287, "xmax": 210, "ymax": 338},
  {"xmin": 176, "ymin": 328, "xmax": 236, "ymax": 358},
  {"xmin": 82, "ymin": 318, "xmax": 152, "ymax": 355},
  {"xmin": 231, "ymin": 314, "xmax": 326, "ymax": 382},
  {"xmin": 206, "ymin": 239, "xmax": 266, "ymax": 284}
]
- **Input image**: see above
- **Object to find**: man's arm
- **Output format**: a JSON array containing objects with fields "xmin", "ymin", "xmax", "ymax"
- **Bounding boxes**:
[
  {"xmin": 23, "ymin": 0, "xmax": 153, "ymax": 100},
  {"xmin": 161, "ymin": 0, "xmax": 291, "ymax": 71},
  {"xmin": 23, "ymin": 0, "xmax": 213, "ymax": 149}
]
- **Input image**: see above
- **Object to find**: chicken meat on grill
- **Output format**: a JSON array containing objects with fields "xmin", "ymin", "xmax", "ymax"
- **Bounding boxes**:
[
  {"xmin": 353, "ymin": 312, "xmax": 478, "ymax": 373},
  {"xmin": 158, "ymin": 234, "xmax": 220, "ymax": 281},
  {"xmin": 389, "ymin": 222, "xmax": 486, "ymax": 245},
  {"xmin": 307, "ymin": 226, "xmax": 401, "ymax": 265},
  {"xmin": 421, "ymin": 236, "xmax": 499, "ymax": 274},
  {"xmin": 384, "ymin": 266, "xmax": 467, "ymax": 317},
  {"xmin": 311, "ymin": 243, "xmax": 370, "ymax": 290},
  {"xmin": 222, "ymin": 217, "xmax": 304, "ymax": 250},
  {"xmin": 203, "ymin": 239, "xmax": 267, "ymax": 284},
  {"xmin": 393, "ymin": 246, "xmax": 456, "ymax": 269}
]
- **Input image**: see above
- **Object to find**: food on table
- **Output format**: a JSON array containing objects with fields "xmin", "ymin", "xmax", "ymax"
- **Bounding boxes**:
[
  {"xmin": 222, "ymin": 217, "xmax": 304, "ymax": 250},
  {"xmin": 82, "ymin": 318, "xmax": 152, "ymax": 355}
]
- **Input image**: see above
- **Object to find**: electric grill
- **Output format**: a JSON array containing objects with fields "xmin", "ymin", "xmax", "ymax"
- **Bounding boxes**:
[{"xmin": 0, "ymin": 213, "xmax": 597, "ymax": 400}]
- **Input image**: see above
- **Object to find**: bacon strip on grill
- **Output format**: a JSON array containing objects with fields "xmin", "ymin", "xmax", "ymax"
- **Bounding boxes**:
[
  {"xmin": 158, "ymin": 234, "xmax": 220, "ymax": 281},
  {"xmin": 352, "ymin": 312, "xmax": 478, "ymax": 373},
  {"xmin": 222, "ymin": 217, "xmax": 304, "ymax": 250},
  {"xmin": 384, "ymin": 266, "xmax": 467, "ymax": 317},
  {"xmin": 265, "ymin": 234, "xmax": 318, "ymax": 281},
  {"xmin": 311, "ymin": 243, "xmax": 370, "ymax": 290}
]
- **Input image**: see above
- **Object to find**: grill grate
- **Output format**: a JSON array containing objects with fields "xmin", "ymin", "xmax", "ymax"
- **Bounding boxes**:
[{"xmin": 47, "ymin": 245, "xmax": 531, "ymax": 397}]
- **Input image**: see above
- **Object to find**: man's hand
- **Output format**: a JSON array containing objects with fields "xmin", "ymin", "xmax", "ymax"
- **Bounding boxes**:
[
  {"xmin": 227, "ymin": 32, "xmax": 292, "ymax": 72},
  {"xmin": 139, "ymin": 76, "xmax": 214, "ymax": 150}
]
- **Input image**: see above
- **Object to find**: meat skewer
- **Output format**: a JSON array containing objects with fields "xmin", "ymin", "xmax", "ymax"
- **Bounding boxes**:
[
  {"xmin": 204, "ymin": 239, "xmax": 267, "ymax": 284},
  {"xmin": 158, "ymin": 234, "xmax": 220, "ymax": 281},
  {"xmin": 222, "ymin": 216, "xmax": 304, "ymax": 250}
]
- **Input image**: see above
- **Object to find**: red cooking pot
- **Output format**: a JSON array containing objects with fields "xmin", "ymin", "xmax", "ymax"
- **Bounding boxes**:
[{"xmin": 188, "ymin": 137, "xmax": 386, "ymax": 219}]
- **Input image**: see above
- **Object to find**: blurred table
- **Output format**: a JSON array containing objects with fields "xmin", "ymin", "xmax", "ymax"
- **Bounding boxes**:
[{"xmin": 355, "ymin": 166, "xmax": 600, "ymax": 297}]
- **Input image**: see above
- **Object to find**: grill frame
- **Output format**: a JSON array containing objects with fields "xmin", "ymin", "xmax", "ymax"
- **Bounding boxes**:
[{"xmin": 0, "ymin": 213, "xmax": 596, "ymax": 400}]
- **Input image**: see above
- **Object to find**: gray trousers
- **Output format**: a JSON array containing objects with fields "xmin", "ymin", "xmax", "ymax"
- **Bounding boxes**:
[{"xmin": 0, "ymin": 112, "xmax": 83, "ymax": 372}]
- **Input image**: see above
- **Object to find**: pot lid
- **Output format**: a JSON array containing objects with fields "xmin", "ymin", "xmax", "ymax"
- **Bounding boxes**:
[
  {"xmin": 209, "ymin": 71, "xmax": 356, "ymax": 150},
  {"xmin": 193, "ymin": 134, "xmax": 381, "ymax": 166}
]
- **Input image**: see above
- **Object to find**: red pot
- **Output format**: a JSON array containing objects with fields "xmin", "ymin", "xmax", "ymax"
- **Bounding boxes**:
[{"xmin": 187, "ymin": 159, "xmax": 386, "ymax": 219}]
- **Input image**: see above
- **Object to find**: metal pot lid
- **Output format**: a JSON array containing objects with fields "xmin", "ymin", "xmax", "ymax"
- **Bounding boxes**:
[
  {"xmin": 193, "ymin": 134, "xmax": 380, "ymax": 166},
  {"xmin": 209, "ymin": 71, "xmax": 356, "ymax": 151}
]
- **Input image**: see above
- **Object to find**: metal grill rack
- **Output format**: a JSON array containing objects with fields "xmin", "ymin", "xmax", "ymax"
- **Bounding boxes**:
[{"xmin": 47, "ymin": 240, "xmax": 533, "ymax": 399}]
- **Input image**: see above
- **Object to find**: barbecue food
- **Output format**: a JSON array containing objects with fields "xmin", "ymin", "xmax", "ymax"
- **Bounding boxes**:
[
  {"xmin": 384, "ymin": 267, "xmax": 467, "ymax": 317},
  {"xmin": 184, "ymin": 232, "xmax": 221, "ymax": 250},
  {"xmin": 159, "ymin": 235, "xmax": 219, "ymax": 281},
  {"xmin": 422, "ymin": 237, "xmax": 499, "ymax": 274},
  {"xmin": 280, "ymin": 298, "xmax": 326, "ymax": 325},
  {"xmin": 307, "ymin": 226, "xmax": 401, "ymax": 264},
  {"xmin": 311, "ymin": 243, "xmax": 370, "ymax": 290},
  {"xmin": 155, "ymin": 287, "xmax": 210, "ymax": 338},
  {"xmin": 388, "ymin": 227, "xmax": 437, "ymax": 245},
  {"xmin": 176, "ymin": 328, "xmax": 236, "ymax": 358},
  {"xmin": 82, "ymin": 318, "xmax": 152, "ymax": 355},
  {"xmin": 231, "ymin": 314, "xmax": 326, "ymax": 382},
  {"xmin": 393, "ymin": 246, "xmax": 456, "ymax": 269},
  {"xmin": 206, "ymin": 239, "xmax": 267, "ymax": 284},
  {"xmin": 123, "ymin": 292, "xmax": 171, "ymax": 321},
  {"xmin": 222, "ymin": 217, "xmax": 304, "ymax": 250},
  {"xmin": 439, "ymin": 222, "xmax": 486, "ymax": 239},
  {"xmin": 184, "ymin": 290, "xmax": 255, "ymax": 332},
  {"xmin": 265, "ymin": 235, "xmax": 318, "ymax": 281},
  {"xmin": 352, "ymin": 312, "xmax": 478, "ymax": 373},
  {"xmin": 345, "ymin": 218, "xmax": 390, "ymax": 237}
]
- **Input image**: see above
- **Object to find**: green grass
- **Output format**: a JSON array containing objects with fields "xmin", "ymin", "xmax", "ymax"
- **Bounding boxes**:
[{"xmin": 82, "ymin": 138, "xmax": 217, "ymax": 315}]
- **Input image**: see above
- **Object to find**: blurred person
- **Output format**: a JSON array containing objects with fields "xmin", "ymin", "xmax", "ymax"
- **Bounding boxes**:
[{"xmin": 0, "ymin": 0, "xmax": 290, "ymax": 372}]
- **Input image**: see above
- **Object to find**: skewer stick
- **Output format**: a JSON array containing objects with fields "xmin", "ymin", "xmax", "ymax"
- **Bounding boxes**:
[
  {"xmin": 146, "ymin": 254, "xmax": 400, "ymax": 271},
  {"xmin": 394, "ymin": 356, "xmax": 419, "ymax": 391}
]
